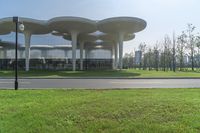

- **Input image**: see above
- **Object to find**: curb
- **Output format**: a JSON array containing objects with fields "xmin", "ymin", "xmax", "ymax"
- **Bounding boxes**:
[{"xmin": 1, "ymin": 77, "xmax": 200, "ymax": 79}]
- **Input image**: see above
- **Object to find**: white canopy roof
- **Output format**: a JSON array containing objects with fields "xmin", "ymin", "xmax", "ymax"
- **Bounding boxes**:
[{"xmin": 0, "ymin": 16, "xmax": 146, "ymax": 46}]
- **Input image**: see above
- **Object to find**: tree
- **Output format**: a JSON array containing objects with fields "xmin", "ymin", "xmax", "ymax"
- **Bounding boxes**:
[
  {"xmin": 138, "ymin": 42, "xmax": 147, "ymax": 69},
  {"xmin": 195, "ymin": 35, "xmax": 200, "ymax": 69},
  {"xmin": 123, "ymin": 52, "xmax": 134, "ymax": 69},
  {"xmin": 177, "ymin": 31, "xmax": 187, "ymax": 71},
  {"xmin": 172, "ymin": 32, "xmax": 176, "ymax": 72},
  {"xmin": 186, "ymin": 24, "xmax": 196, "ymax": 71},
  {"xmin": 162, "ymin": 35, "xmax": 172, "ymax": 71},
  {"xmin": 153, "ymin": 43, "xmax": 159, "ymax": 71},
  {"xmin": 146, "ymin": 47, "xmax": 154, "ymax": 71}
]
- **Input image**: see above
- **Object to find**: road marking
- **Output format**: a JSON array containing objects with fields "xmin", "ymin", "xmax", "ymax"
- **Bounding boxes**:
[
  {"xmin": 0, "ymin": 82, "xmax": 30, "ymax": 84},
  {"xmin": 0, "ymin": 82, "xmax": 13, "ymax": 84},
  {"xmin": 110, "ymin": 81, "xmax": 163, "ymax": 84},
  {"xmin": 0, "ymin": 87, "xmax": 13, "ymax": 89}
]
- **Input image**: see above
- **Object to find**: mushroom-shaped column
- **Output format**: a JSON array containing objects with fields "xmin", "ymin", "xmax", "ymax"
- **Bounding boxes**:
[
  {"xmin": 71, "ymin": 31, "xmax": 78, "ymax": 71},
  {"xmin": 0, "ymin": 17, "xmax": 50, "ymax": 71},
  {"xmin": 79, "ymin": 41, "xmax": 84, "ymax": 70},
  {"xmin": 24, "ymin": 31, "xmax": 31, "ymax": 71},
  {"xmin": 99, "ymin": 33, "xmax": 136, "ymax": 69},
  {"xmin": 98, "ymin": 17, "xmax": 146, "ymax": 69},
  {"xmin": 48, "ymin": 17, "xmax": 96, "ymax": 71},
  {"xmin": 78, "ymin": 34, "xmax": 97, "ymax": 70},
  {"xmin": 62, "ymin": 33, "xmax": 78, "ymax": 70},
  {"xmin": 118, "ymin": 32, "xmax": 125, "ymax": 69},
  {"xmin": 21, "ymin": 18, "xmax": 50, "ymax": 71},
  {"xmin": 114, "ymin": 42, "xmax": 118, "ymax": 69},
  {"xmin": 111, "ymin": 44, "xmax": 115, "ymax": 69}
]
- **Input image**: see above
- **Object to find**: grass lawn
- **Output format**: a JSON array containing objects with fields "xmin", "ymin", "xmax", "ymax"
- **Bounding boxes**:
[
  {"xmin": 1, "ymin": 88, "xmax": 200, "ymax": 133},
  {"xmin": 0, "ymin": 69, "xmax": 200, "ymax": 78}
]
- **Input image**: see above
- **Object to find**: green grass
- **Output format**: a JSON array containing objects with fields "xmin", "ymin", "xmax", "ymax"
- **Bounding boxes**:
[
  {"xmin": 1, "ymin": 89, "xmax": 200, "ymax": 133},
  {"xmin": 0, "ymin": 69, "xmax": 200, "ymax": 78}
]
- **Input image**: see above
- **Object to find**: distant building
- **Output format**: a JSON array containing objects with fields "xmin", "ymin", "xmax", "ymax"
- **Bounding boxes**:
[{"xmin": 135, "ymin": 50, "xmax": 142, "ymax": 65}]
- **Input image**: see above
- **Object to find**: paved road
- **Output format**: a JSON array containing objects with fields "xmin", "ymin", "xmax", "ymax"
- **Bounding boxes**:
[{"xmin": 0, "ymin": 78, "xmax": 200, "ymax": 89}]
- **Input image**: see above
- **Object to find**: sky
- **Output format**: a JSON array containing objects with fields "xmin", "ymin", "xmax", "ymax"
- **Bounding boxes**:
[{"xmin": 0, "ymin": 0, "xmax": 200, "ymax": 54}]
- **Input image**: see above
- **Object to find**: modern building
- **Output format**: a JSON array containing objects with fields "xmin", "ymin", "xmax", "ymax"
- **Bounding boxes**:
[
  {"xmin": 135, "ymin": 50, "xmax": 142, "ymax": 65},
  {"xmin": 0, "ymin": 16, "xmax": 146, "ymax": 71}
]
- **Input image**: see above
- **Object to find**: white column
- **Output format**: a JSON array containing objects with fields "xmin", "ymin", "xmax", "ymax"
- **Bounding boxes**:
[
  {"xmin": 114, "ymin": 43, "xmax": 118, "ymax": 69},
  {"xmin": 118, "ymin": 32, "xmax": 124, "ymax": 70},
  {"xmin": 112, "ymin": 44, "xmax": 115, "ymax": 69},
  {"xmin": 71, "ymin": 31, "xmax": 78, "ymax": 71},
  {"xmin": 80, "ymin": 42, "xmax": 84, "ymax": 70},
  {"xmin": 24, "ymin": 31, "xmax": 31, "ymax": 71}
]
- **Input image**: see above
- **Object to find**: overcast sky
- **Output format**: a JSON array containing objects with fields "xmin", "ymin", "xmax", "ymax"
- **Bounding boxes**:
[{"xmin": 0, "ymin": 0, "xmax": 199, "ymax": 54}]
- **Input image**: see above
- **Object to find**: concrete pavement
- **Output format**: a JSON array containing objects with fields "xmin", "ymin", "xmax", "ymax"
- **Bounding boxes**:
[{"xmin": 0, "ymin": 78, "xmax": 200, "ymax": 89}]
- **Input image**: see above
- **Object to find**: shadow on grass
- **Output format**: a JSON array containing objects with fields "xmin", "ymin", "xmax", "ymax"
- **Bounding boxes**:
[
  {"xmin": 0, "ymin": 70, "xmax": 141, "ymax": 77},
  {"xmin": 180, "ymin": 70, "xmax": 200, "ymax": 73}
]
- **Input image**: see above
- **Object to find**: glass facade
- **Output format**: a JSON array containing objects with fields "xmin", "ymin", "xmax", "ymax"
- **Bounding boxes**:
[
  {"xmin": 0, "ymin": 48, "xmax": 113, "ymax": 70},
  {"xmin": 0, "ymin": 59, "xmax": 113, "ymax": 70}
]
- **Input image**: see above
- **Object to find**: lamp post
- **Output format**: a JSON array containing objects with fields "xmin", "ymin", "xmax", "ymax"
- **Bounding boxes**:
[{"xmin": 13, "ymin": 17, "xmax": 24, "ymax": 90}]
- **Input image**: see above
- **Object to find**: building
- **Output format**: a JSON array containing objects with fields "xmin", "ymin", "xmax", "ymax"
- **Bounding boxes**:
[
  {"xmin": 0, "ymin": 16, "xmax": 146, "ymax": 71},
  {"xmin": 135, "ymin": 50, "xmax": 142, "ymax": 65}
]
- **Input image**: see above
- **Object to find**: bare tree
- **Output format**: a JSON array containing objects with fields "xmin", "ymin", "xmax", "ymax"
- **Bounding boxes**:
[
  {"xmin": 195, "ymin": 35, "xmax": 200, "ymax": 69},
  {"xmin": 162, "ymin": 35, "xmax": 172, "ymax": 71},
  {"xmin": 153, "ymin": 42, "xmax": 159, "ymax": 71},
  {"xmin": 135, "ymin": 23, "xmax": 200, "ymax": 72},
  {"xmin": 146, "ymin": 47, "xmax": 154, "ymax": 71},
  {"xmin": 186, "ymin": 24, "xmax": 196, "ymax": 71},
  {"xmin": 138, "ymin": 42, "xmax": 147, "ymax": 69},
  {"xmin": 172, "ymin": 32, "xmax": 176, "ymax": 72},
  {"xmin": 177, "ymin": 31, "xmax": 187, "ymax": 71},
  {"xmin": 123, "ymin": 52, "xmax": 134, "ymax": 69}
]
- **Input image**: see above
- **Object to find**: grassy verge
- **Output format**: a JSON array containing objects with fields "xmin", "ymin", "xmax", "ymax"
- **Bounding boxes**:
[
  {"xmin": 0, "ymin": 69, "xmax": 200, "ymax": 78},
  {"xmin": 1, "ymin": 89, "xmax": 200, "ymax": 133}
]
